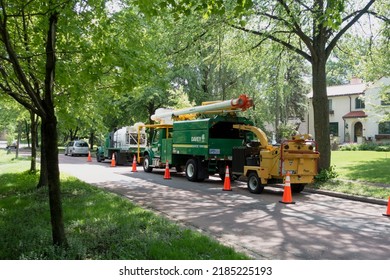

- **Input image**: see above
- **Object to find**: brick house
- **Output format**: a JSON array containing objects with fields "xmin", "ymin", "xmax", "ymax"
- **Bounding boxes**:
[{"xmin": 299, "ymin": 77, "xmax": 390, "ymax": 144}]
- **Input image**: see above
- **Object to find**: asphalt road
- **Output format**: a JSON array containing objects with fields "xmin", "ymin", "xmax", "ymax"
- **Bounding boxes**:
[{"xmin": 59, "ymin": 154, "xmax": 390, "ymax": 260}]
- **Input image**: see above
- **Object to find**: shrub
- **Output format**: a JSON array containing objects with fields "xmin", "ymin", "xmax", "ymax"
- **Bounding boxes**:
[
  {"xmin": 339, "ymin": 143, "xmax": 390, "ymax": 152},
  {"xmin": 376, "ymin": 145, "xmax": 390, "ymax": 152},
  {"xmin": 358, "ymin": 142, "xmax": 378, "ymax": 151},
  {"xmin": 339, "ymin": 144, "xmax": 357, "ymax": 151},
  {"xmin": 315, "ymin": 165, "xmax": 338, "ymax": 182}
]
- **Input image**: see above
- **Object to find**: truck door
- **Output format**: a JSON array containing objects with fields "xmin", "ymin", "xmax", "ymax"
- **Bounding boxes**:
[
  {"xmin": 162, "ymin": 133, "xmax": 173, "ymax": 164},
  {"xmin": 151, "ymin": 129, "xmax": 161, "ymax": 158}
]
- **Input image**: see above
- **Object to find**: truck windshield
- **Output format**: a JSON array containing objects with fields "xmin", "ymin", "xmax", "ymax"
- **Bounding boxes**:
[{"xmin": 153, "ymin": 130, "xmax": 161, "ymax": 144}]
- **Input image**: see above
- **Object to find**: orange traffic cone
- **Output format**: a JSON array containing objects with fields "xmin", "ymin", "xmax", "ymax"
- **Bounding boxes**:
[
  {"xmin": 131, "ymin": 155, "xmax": 137, "ymax": 172},
  {"xmin": 279, "ymin": 171, "xmax": 295, "ymax": 204},
  {"xmin": 163, "ymin": 160, "xmax": 171, "ymax": 179},
  {"xmin": 87, "ymin": 151, "xmax": 92, "ymax": 162},
  {"xmin": 110, "ymin": 153, "xmax": 116, "ymax": 167},
  {"xmin": 222, "ymin": 166, "xmax": 232, "ymax": 191},
  {"xmin": 383, "ymin": 196, "xmax": 390, "ymax": 217}
]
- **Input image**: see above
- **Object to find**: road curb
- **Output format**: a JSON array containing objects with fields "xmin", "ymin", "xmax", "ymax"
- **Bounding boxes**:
[{"xmin": 305, "ymin": 187, "xmax": 388, "ymax": 206}]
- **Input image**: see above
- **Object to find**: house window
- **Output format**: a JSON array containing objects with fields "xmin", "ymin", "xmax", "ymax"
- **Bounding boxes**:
[
  {"xmin": 328, "ymin": 99, "xmax": 332, "ymax": 110},
  {"xmin": 355, "ymin": 97, "xmax": 365, "ymax": 109},
  {"xmin": 381, "ymin": 92, "xmax": 390, "ymax": 105},
  {"xmin": 328, "ymin": 99, "xmax": 334, "ymax": 114},
  {"xmin": 329, "ymin": 122, "xmax": 339, "ymax": 136},
  {"xmin": 379, "ymin": 122, "xmax": 390, "ymax": 134}
]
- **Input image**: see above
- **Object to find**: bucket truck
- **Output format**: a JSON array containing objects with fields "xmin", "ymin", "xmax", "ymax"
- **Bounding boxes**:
[
  {"xmin": 138, "ymin": 95, "xmax": 254, "ymax": 182},
  {"xmin": 138, "ymin": 94, "xmax": 319, "ymax": 193}
]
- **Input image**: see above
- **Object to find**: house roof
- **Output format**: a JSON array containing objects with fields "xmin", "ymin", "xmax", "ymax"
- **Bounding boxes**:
[
  {"xmin": 308, "ymin": 82, "xmax": 367, "ymax": 98},
  {"xmin": 342, "ymin": 110, "xmax": 367, "ymax": 119}
]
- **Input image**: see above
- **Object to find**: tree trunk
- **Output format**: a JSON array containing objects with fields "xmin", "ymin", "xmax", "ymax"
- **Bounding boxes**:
[
  {"xmin": 15, "ymin": 122, "xmax": 21, "ymax": 159},
  {"xmin": 274, "ymin": 88, "xmax": 280, "ymax": 142},
  {"xmin": 30, "ymin": 111, "xmax": 38, "ymax": 173},
  {"xmin": 43, "ymin": 115, "xmax": 67, "ymax": 246},
  {"xmin": 201, "ymin": 66, "xmax": 209, "ymax": 95},
  {"xmin": 37, "ymin": 122, "xmax": 48, "ymax": 188},
  {"xmin": 312, "ymin": 55, "xmax": 331, "ymax": 171},
  {"xmin": 36, "ymin": 121, "xmax": 40, "ymax": 148},
  {"xmin": 25, "ymin": 119, "xmax": 30, "ymax": 148},
  {"xmin": 43, "ymin": 11, "xmax": 67, "ymax": 247},
  {"xmin": 89, "ymin": 131, "xmax": 94, "ymax": 150}
]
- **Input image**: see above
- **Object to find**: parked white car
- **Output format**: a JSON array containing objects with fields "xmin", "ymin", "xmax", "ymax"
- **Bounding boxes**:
[{"xmin": 64, "ymin": 140, "xmax": 89, "ymax": 156}]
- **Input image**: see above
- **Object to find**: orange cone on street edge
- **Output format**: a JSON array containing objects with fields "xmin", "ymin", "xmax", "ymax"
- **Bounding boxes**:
[
  {"xmin": 279, "ymin": 171, "xmax": 295, "ymax": 204},
  {"xmin": 87, "ymin": 151, "xmax": 92, "ymax": 162},
  {"xmin": 164, "ymin": 160, "xmax": 171, "ymax": 179},
  {"xmin": 110, "ymin": 153, "xmax": 116, "ymax": 167},
  {"xmin": 131, "ymin": 155, "xmax": 137, "ymax": 172},
  {"xmin": 383, "ymin": 196, "xmax": 390, "ymax": 217},
  {"xmin": 222, "ymin": 166, "xmax": 232, "ymax": 191}
]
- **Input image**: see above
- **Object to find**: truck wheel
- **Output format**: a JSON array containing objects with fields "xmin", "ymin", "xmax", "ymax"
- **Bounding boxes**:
[
  {"xmin": 96, "ymin": 153, "xmax": 102, "ymax": 162},
  {"xmin": 291, "ymin": 184, "xmax": 305, "ymax": 193},
  {"xmin": 185, "ymin": 159, "xmax": 198, "ymax": 182},
  {"xmin": 247, "ymin": 172, "xmax": 264, "ymax": 194},
  {"xmin": 143, "ymin": 155, "xmax": 153, "ymax": 172}
]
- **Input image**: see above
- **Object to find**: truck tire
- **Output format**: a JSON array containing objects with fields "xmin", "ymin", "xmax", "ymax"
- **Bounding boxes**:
[
  {"xmin": 247, "ymin": 172, "xmax": 264, "ymax": 194},
  {"xmin": 143, "ymin": 155, "xmax": 153, "ymax": 172},
  {"xmin": 96, "ymin": 153, "xmax": 102, "ymax": 162},
  {"xmin": 185, "ymin": 159, "xmax": 198, "ymax": 182},
  {"xmin": 291, "ymin": 184, "xmax": 305, "ymax": 193}
]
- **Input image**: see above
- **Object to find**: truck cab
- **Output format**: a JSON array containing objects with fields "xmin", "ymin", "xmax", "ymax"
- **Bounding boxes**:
[{"xmin": 142, "ymin": 124, "xmax": 173, "ymax": 172}]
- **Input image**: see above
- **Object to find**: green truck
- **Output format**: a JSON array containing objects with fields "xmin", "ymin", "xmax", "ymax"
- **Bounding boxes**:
[
  {"xmin": 141, "ymin": 115, "xmax": 255, "ymax": 181},
  {"xmin": 96, "ymin": 123, "xmax": 147, "ymax": 165}
]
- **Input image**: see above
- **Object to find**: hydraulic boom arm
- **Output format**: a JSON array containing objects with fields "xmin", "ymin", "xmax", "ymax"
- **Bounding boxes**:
[{"xmin": 151, "ymin": 94, "xmax": 253, "ymax": 123}]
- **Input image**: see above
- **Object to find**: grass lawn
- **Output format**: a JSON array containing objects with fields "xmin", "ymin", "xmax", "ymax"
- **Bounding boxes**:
[
  {"xmin": 331, "ymin": 151, "xmax": 390, "ymax": 184},
  {"xmin": 0, "ymin": 150, "xmax": 31, "ymax": 173},
  {"xmin": 309, "ymin": 150, "xmax": 390, "ymax": 200},
  {"xmin": 0, "ymin": 150, "xmax": 249, "ymax": 260}
]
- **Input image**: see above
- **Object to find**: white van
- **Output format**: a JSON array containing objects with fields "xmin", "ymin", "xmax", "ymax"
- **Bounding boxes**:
[{"xmin": 64, "ymin": 140, "xmax": 89, "ymax": 156}]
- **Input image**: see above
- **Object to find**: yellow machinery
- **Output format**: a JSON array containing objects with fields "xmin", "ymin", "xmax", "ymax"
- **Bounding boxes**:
[{"xmin": 232, "ymin": 124, "xmax": 319, "ymax": 193}]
